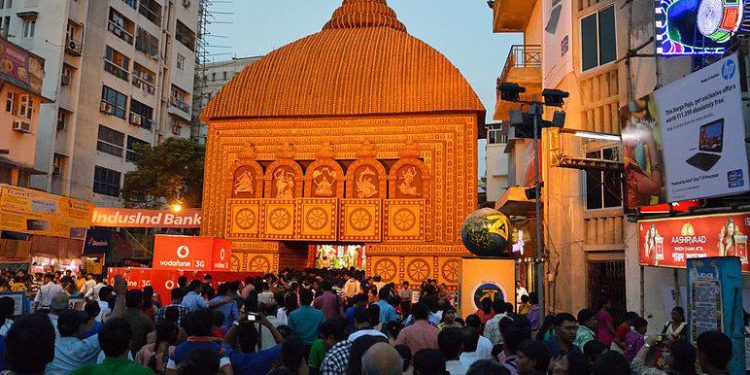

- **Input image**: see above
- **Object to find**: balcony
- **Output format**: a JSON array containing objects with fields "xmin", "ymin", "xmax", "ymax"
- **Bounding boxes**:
[
  {"xmin": 131, "ymin": 74, "xmax": 155, "ymax": 95},
  {"xmin": 138, "ymin": 1, "xmax": 161, "ymax": 26},
  {"xmin": 170, "ymin": 96, "xmax": 190, "ymax": 114},
  {"xmin": 493, "ymin": 45, "xmax": 542, "ymax": 122},
  {"xmin": 492, "ymin": 0, "xmax": 538, "ymax": 33},
  {"xmin": 104, "ymin": 60, "xmax": 129, "ymax": 81},
  {"xmin": 108, "ymin": 21, "xmax": 134, "ymax": 45}
]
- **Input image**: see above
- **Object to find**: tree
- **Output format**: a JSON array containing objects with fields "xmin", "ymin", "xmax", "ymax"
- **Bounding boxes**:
[{"xmin": 122, "ymin": 138, "xmax": 205, "ymax": 209}]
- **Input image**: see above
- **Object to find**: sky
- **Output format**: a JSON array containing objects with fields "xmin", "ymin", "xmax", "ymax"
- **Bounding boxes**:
[{"xmin": 207, "ymin": 1, "xmax": 520, "ymax": 177}]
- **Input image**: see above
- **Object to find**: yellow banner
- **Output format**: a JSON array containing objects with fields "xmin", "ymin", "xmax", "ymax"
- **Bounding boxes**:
[
  {"xmin": 459, "ymin": 258, "xmax": 515, "ymax": 318},
  {"xmin": 0, "ymin": 184, "xmax": 94, "ymax": 239}
]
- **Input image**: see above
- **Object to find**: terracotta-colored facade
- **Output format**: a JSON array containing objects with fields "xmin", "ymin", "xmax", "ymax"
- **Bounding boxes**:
[{"xmin": 200, "ymin": 0, "xmax": 485, "ymax": 287}]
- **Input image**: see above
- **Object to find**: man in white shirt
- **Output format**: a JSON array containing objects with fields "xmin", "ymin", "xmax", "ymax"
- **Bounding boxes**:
[
  {"xmin": 34, "ymin": 273, "xmax": 64, "ymax": 312},
  {"xmin": 460, "ymin": 324, "xmax": 494, "ymax": 368},
  {"xmin": 96, "ymin": 286, "xmax": 113, "ymax": 322},
  {"xmin": 92, "ymin": 275, "xmax": 107, "ymax": 301},
  {"xmin": 182, "ymin": 279, "xmax": 231, "ymax": 311},
  {"xmin": 79, "ymin": 274, "xmax": 96, "ymax": 299},
  {"xmin": 482, "ymin": 299, "xmax": 510, "ymax": 346},
  {"xmin": 343, "ymin": 276, "xmax": 360, "ymax": 299}
]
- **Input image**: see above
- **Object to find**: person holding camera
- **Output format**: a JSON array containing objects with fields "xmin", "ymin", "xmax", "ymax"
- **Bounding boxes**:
[{"xmin": 223, "ymin": 312, "xmax": 284, "ymax": 375}]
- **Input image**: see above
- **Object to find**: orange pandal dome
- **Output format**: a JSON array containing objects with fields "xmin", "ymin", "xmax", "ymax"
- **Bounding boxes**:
[{"xmin": 323, "ymin": 0, "xmax": 406, "ymax": 32}]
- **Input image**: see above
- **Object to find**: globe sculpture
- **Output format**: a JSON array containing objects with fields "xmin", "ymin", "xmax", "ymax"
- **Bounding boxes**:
[{"xmin": 461, "ymin": 208, "xmax": 511, "ymax": 257}]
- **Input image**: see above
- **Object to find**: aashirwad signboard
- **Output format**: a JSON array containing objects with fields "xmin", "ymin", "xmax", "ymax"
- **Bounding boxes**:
[{"xmin": 653, "ymin": 53, "xmax": 749, "ymax": 202}]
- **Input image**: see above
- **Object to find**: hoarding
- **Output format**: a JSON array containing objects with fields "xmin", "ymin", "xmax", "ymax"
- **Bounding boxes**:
[
  {"xmin": 621, "ymin": 54, "xmax": 748, "ymax": 210},
  {"xmin": 656, "ymin": 0, "xmax": 750, "ymax": 55},
  {"xmin": 90, "ymin": 207, "xmax": 201, "ymax": 228},
  {"xmin": 0, "ymin": 37, "xmax": 44, "ymax": 95},
  {"xmin": 543, "ymin": 0, "xmax": 573, "ymax": 88},
  {"xmin": 0, "ymin": 184, "xmax": 94, "ymax": 239},
  {"xmin": 639, "ymin": 212, "xmax": 750, "ymax": 272},
  {"xmin": 459, "ymin": 258, "xmax": 515, "ymax": 318},
  {"xmin": 152, "ymin": 235, "xmax": 231, "ymax": 271}
]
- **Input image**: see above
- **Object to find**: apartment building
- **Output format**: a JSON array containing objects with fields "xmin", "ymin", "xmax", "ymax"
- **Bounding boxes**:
[
  {"xmin": 0, "ymin": 37, "xmax": 46, "ymax": 187},
  {"xmin": 0, "ymin": 0, "xmax": 199, "ymax": 206},
  {"xmin": 484, "ymin": 122, "xmax": 509, "ymax": 204},
  {"xmin": 192, "ymin": 55, "xmax": 261, "ymax": 143},
  {"xmin": 491, "ymin": 0, "xmax": 695, "ymax": 323}
]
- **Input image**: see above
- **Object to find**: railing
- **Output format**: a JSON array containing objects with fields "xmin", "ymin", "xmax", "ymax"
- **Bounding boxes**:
[
  {"xmin": 108, "ymin": 21, "xmax": 134, "ymax": 44},
  {"xmin": 170, "ymin": 96, "xmax": 191, "ymax": 114},
  {"xmin": 499, "ymin": 44, "xmax": 542, "ymax": 83},
  {"xmin": 131, "ymin": 73, "xmax": 155, "ymax": 95},
  {"xmin": 104, "ymin": 60, "xmax": 129, "ymax": 81},
  {"xmin": 138, "ymin": 1, "xmax": 161, "ymax": 26}
]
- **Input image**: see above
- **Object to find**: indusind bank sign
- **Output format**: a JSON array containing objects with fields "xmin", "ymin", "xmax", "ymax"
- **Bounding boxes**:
[{"xmin": 90, "ymin": 208, "xmax": 202, "ymax": 228}]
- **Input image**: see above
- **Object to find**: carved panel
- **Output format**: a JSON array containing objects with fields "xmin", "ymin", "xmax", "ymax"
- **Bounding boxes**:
[
  {"xmin": 296, "ymin": 198, "xmax": 338, "ymax": 241},
  {"xmin": 388, "ymin": 141, "xmax": 431, "ymax": 200},
  {"xmin": 404, "ymin": 257, "xmax": 432, "ymax": 284},
  {"xmin": 372, "ymin": 258, "xmax": 398, "ymax": 282},
  {"xmin": 304, "ymin": 161, "xmax": 345, "ymax": 198},
  {"xmin": 340, "ymin": 199, "xmax": 382, "ymax": 242},
  {"xmin": 264, "ymin": 159, "xmax": 304, "ymax": 199},
  {"xmin": 225, "ymin": 199, "xmax": 261, "ymax": 239},
  {"xmin": 226, "ymin": 145, "xmax": 264, "ymax": 199},
  {"xmin": 260, "ymin": 200, "xmax": 296, "ymax": 239},
  {"xmin": 439, "ymin": 257, "xmax": 462, "ymax": 285},
  {"xmin": 384, "ymin": 199, "xmax": 426, "ymax": 241}
]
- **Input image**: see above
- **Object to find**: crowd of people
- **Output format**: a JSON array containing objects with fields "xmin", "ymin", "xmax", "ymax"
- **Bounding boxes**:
[{"xmin": 0, "ymin": 267, "xmax": 738, "ymax": 375}]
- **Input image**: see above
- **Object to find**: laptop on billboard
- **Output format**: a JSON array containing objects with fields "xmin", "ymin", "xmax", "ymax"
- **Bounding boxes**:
[{"xmin": 685, "ymin": 119, "xmax": 724, "ymax": 171}]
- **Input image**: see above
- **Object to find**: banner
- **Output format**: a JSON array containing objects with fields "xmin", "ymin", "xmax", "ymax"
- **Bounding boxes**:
[
  {"xmin": 543, "ymin": 0, "xmax": 572, "ymax": 89},
  {"xmin": 622, "ymin": 54, "xmax": 749, "ymax": 209},
  {"xmin": 686, "ymin": 257, "xmax": 745, "ymax": 374},
  {"xmin": 107, "ymin": 268, "xmax": 263, "ymax": 305},
  {"xmin": 459, "ymin": 258, "xmax": 515, "ymax": 318},
  {"xmin": 639, "ymin": 212, "xmax": 750, "ymax": 272},
  {"xmin": 152, "ymin": 235, "xmax": 231, "ymax": 271},
  {"xmin": 82, "ymin": 229, "xmax": 113, "ymax": 255},
  {"xmin": 91, "ymin": 207, "xmax": 201, "ymax": 228},
  {"xmin": 0, "ymin": 38, "xmax": 44, "ymax": 96},
  {"xmin": 0, "ymin": 184, "xmax": 94, "ymax": 239}
]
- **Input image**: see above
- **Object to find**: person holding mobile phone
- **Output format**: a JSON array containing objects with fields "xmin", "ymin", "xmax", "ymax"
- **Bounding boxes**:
[{"xmin": 223, "ymin": 313, "xmax": 284, "ymax": 375}]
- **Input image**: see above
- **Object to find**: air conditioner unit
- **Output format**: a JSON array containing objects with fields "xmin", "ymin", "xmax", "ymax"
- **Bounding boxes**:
[
  {"xmin": 129, "ymin": 113, "xmax": 142, "ymax": 126},
  {"xmin": 61, "ymin": 75, "xmax": 71, "ymax": 87},
  {"xmin": 12, "ymin": 120, "xmax": 31, "ymax": 133},
  {"xmin": 100, "ymin": 102, "xmax": 114, "ymax": 115},
  {"xmin": 53, "ymin": 166, "xmax": 61, "ymax": 176},
  {"xmin": 68, "ymin": 40, "xmax": 77, "ymax": 50}
]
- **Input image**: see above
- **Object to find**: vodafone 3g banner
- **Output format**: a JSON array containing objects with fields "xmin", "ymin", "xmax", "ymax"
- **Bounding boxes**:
[
  {"xmin": 639, "ymin": 212, "xmax": 750, "ymax": 272},
  {"xmin": 152, "ymin": 235, "xmax": 231, "ymax": 271},
  {"xmin": 107, "ymin": 268, "xmax": 262, "ymax": 304}
]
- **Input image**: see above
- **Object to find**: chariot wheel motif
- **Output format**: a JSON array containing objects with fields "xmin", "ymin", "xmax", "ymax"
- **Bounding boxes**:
[
  {"xmin": 441, "ymin": 259, "xmax": 461, "ymax": 283},
  {"xmin": 305, "ymin": 207, "xmax": 328, "ymax": 230},
  {"xmin": 407, "ymin": 259, "xmax": 431, "ymax": 282},
  {"xmin": 373, "ymin": 259, "xmax": 397, "ymax": 282},
  {"xmin": 393, "ymin": 209, "xmax": 417, "ymax": 231},
  {"xmin": 349, "ymin": 208, "xmax": 373, "ymax": 231},
  {"xmin": 248, "ymin": 256, "xmax": 271, "ymax": 273},
  {"xmin": 230, "ymin": 255, "xmax": 241, "ymax": 271},
  {"xmin": 234, "ymin": 208, "xmax": 256, "ymax": 230},
  {"xmin": 269, "ymin": 208, "xmax": 292, "ymax": 230}
]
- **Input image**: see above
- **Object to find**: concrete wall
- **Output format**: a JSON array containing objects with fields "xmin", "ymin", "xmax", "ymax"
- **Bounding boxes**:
[
  {"xmin": 0, "ymin": 85, "xmax": 42, "ymax": 168},
  {"xmin": 486, "ymin": 142, "xmax": 508, "ymax": 202}
]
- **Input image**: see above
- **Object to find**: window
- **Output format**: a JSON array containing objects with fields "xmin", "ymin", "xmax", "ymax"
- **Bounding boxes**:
[
  {"xmin": 176, "ymin": 53, "xmax": 185, "ymax": 70},
  {"xmin": 581, "ymin": 6, "xmax": 616, "ymax": 72},
  {"xmin": 211, "ymin": 72, "xmax": 215, "ymax": 82},
  {"xmin": 135, "ymin": 27, "xmax": 159, "ymax": 58},
  {"xmin": 0, "ymin": 0, "xmax": 11, "ymax": 9},
  {"xmin": 5, "ymin": 92, "xmax": 14, "ymax": 114},
  {"xmin": 61, "ymin": 65, "xmax": 73, "ymax": 86},
  {"xmin": 22, "ymin": 18, "xmax": 35, "ymax": 38},
  {"xmin": 52, "ymin": 154, "xmax": 66, "ymax": 176},
  {"xmin": 2, "ymin": 17, "xmax": 9, "ymax": 35},
  {"xmin": 130, "ymin": 99, "xmax": 153, "ymax": 128},
  {"xmin": 104, "ymin": 46, "xmax": 130, "ymax": 81},
  {"xmin": 223, "ymin": 71, "xmax": 227, "ymax": 81},
  {"xmin": 93, "ymin": 166, "xmax": 121, "ymax": 197},
  {"xmin": 96, "ymin": 125, "xmax": 124, "ymax": 157},
  {"xmin": 122, "ymin": 0, "xmax": 137, "ymax": 9},
  {"xmin": 126, "ymin": 136, "xmax": 149, "ymax": 162},
  {"xmin": 101, "ymin": 86, "xmax": 127, "ymax": 119},
  {"xmin": 175, "ymin": 20, "xmax": 195, "ymax": 50},
  {"xmin": 57, "ymin": 109, "xmax": 67, "ymax": 131},
  {"xmin": 19, "ymin": 95, "xmax": 32, "ymax": 119},
  {"xmin": 488, "ymin": 129, "xmax": 507, "ymax": 144},
  {"xmin": 585, "ymin": 147, "xmax": 622, "ymax": 210}
]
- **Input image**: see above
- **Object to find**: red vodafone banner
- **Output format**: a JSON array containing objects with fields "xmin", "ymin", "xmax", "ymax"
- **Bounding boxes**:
[
  {"xmin": 639, "ymin": 212, "xmax": 750, "ymax": 272},
  {"xmin": 152, "ymin": 235, "xmax": 232, "ymax": 271},
  {"xmin": 107, "ymin": 268, "xmax": 262, "ymax": 304}
]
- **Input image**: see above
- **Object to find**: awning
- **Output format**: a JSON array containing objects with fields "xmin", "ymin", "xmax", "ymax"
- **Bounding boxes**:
[
  {"xmin": 496, "ymin": 186, "xmax": 537, "ymax": 217},
  {"xmin": 0, "ymin": 155, "xmax": 46, "ymax": 175},
  {"xmin": 16, "ymin": 11, "xmax": 38, "ymax": 19}
]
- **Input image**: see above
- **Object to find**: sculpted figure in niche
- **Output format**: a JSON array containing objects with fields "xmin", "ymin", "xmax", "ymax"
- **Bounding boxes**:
[
  {"xmin": 313, "ymin": 167, "xmax": 336, "ymax": 197},
  {"xmin": 398, "ymin": 167, "xmax": 419, "ymax": 196},
  {"xmin": 356, "ymin": 167, "xmax": 378, "ymax": 198},
  {"xmin": 274, "ymin": 169, "xmax": 295, "ymax": 198},
  {"xmin": 233, "ymin": 170, "xmax": 254, "ymax": 195}
]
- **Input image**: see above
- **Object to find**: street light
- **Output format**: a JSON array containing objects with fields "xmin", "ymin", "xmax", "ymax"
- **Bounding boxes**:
[
  {"xmin": 499, "ymin": 82, "xmax": 569, "ymax": 319},
  {"xmin": 170, "ymin": 202, "xmax": 183, "ymax": 213}
]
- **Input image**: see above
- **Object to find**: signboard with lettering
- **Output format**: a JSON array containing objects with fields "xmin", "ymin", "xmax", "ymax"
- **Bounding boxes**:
[
  {"xmin": 0, "ymin": 184, "xmax": 94, "ymax": 239},
  {"xmin": 639, "ymin": 212, "xmax": 750, "ymax": 272},
  {"xmin": 458, "ymin": 258, "xmax": 515, "ymax": 318},
  {"xmin": 152, "ymin": 235, "xmax": 231, "ymax": 271},
  {"xmin": 91, "ymin": 208, "xmax": 201, "ymax": 228},
  {"xmin": 0, "ymin": 37, "xmax": 45, "ymax": 96}
]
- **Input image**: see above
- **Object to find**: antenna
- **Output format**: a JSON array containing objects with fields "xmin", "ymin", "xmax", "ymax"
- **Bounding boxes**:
[{"xmin": 191, "ymin": 0, "xmax": 234, "ymax": 143}]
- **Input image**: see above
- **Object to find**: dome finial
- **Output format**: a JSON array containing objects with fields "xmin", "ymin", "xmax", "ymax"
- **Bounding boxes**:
[{"xmin": 323, "ymin": 0, "xmax": 406, "ymax": 31}]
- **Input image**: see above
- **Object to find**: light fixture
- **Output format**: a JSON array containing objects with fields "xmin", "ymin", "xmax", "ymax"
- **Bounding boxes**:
[
  {"xmin": 170, "ymin": 202, "xmax": 183, "ymax": 213},
  {"xmin": 574, "ymin": 131, "xmax": 621, "ymax": 142},
  {"xmin": 499, "ymin": 82, "xmax": 525, "ymax": 102}
]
